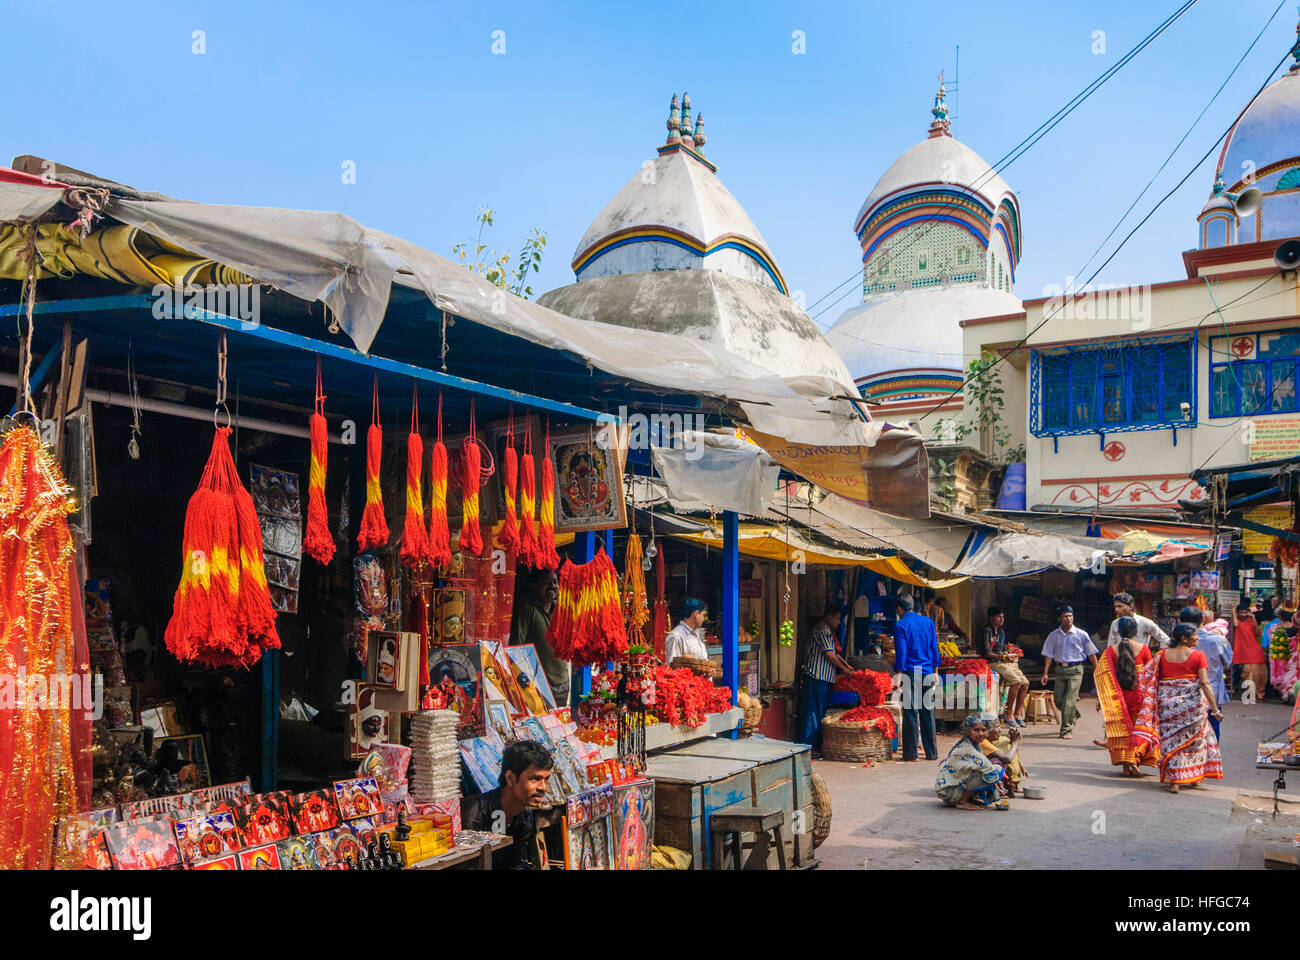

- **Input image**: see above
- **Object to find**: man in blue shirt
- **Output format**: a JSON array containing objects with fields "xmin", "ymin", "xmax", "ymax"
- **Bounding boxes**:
[
  {"xmin": 1039, "ymin": 605, "xmax": 1099, "ymax": 739},
  {"xmin": 893, "ymin": 593, "xmax": 941, "ymax": 761}
]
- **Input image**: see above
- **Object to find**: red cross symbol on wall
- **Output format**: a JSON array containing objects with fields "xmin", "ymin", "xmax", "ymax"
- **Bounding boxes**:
[
  {"xmin": 1102, "ymin": 441, "xmax": 1126, "ymax": 462},
  {"xmin": 1231, "ymin": 336, "xmax": 1255, "ymax": 358}
]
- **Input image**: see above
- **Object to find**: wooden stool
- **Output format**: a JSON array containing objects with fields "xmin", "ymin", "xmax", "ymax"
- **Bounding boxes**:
[
  {"xmin": 710, "ymin": 805, "xmax": 788, "ymax": 871},
  {"xmin": 1025, "ymin": 690, "xmax": 1059, "ymax": 723}
]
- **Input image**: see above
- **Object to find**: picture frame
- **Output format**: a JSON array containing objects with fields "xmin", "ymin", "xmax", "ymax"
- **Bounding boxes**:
[{"xmin": 547, "ymin": 424, "xmax": 627, "ymax": 534}]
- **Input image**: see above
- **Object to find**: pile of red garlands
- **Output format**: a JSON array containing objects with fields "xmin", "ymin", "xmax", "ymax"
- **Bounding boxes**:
[
  {"xmin": 647, "ymin": 664, "xmax": 731, "ymax": 728},
  {"xmin": 1005, "ymin": 643, "xmax": 1024, "ymax": 657},
  {"xmin": 834, "ymin": 669, "xmax": 893, "ymax": 706},
  {"xmin": 1269, "ymin": 536, "xmax": 1300, "ymax": 567},
  {"xmin": 941, "ymin": 657, "xmax": 992, "ymax": 678},
  {"xmin": 834, "ymin": 704, "xmax": 897, "ymax": 738}
]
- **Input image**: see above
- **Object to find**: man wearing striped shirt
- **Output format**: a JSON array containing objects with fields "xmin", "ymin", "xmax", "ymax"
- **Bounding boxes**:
[{"xmin": 800, "ymin": 605, "xmax": 853, "ymax": 752}]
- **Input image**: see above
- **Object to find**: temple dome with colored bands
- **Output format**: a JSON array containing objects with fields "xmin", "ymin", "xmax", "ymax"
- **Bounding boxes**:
[
  {"xmin": 1198, "ymin": 22, "xmax": 1300, "ymax": 248},
  {"xmin": 826, "ymin": 79, "xmax": 1023, "ymax": 413},
  {"xmin": 540, "ymin": 93, "xmax": 856, "ymax": 387}
]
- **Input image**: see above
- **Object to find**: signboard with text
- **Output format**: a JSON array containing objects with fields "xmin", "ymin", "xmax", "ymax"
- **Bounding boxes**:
[{"xmin": 1248, "ymin": 415, "xmax": 1300, "ymax": 461}]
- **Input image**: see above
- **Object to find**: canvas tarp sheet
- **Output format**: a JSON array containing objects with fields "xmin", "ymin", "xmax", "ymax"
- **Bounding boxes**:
[{"xmin": 650, "ymin": 431, "xmax": 780, "ymax": 518}]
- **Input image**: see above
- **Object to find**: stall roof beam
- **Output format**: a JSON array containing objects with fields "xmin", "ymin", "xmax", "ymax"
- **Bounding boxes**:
[{"xmin": 0, "ymin": 295, "xmax": 611, "ymax": 423}]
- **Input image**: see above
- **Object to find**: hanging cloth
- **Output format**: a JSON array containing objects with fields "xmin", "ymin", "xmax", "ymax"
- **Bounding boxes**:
[
  {"xmin": 399, "ymin": 383, "xmax": 431, "ymax": 569},
  {"xmin": 458, "ymin": 401, "xmax": 484, "ymax": 557},
  {"xmin": 499, "ymin": 411, "xmax": 521, "ymax": 555},
  {"xmin": 303, "ymin": 357, "xmax": 336, "ymax": 565},
  {"xmin": 356, "ymin": 375, "xmax": 389, "ymax": 552},
  {"xmin": 536, "ymin": 419, "xmax": 561, "ymax": 570},
  {"xmin": 517, "ymin": 419, "xmax": 540, "ymax": 567}
]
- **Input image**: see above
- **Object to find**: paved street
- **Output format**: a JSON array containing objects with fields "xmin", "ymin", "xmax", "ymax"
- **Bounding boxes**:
[{"xmin": 814, "ymin": 697, "xmax": 1299, "ymax": 870}]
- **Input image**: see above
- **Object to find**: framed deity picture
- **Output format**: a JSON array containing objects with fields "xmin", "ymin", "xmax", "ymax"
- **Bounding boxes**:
[{"xmin": 547, "ymin": 424, "xmax": 627, "ymax": 534}]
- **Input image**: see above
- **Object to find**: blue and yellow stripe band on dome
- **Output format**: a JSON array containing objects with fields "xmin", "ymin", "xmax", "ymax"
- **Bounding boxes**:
[{"xmin": 572, "ymin": 225, "xmax": 788, "ymax": 295}]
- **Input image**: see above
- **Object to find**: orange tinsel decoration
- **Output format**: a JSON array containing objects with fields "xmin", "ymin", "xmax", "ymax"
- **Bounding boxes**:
[
  {"xmin": 536, "ymin": 421, "xmax": 560, "ymax": 570},
  {"xmin": 499, "ymin": 421, "xmax": 521, "ymax": 555},
  {"xmin": 623, "ymin": 533, "xmax": 649, "ymax": 638},
  {"xmin": 427, "ymin": 394, "xmax": 452, "ymax": 569},
  {"xmin": 546, "ymin": 551, "xmax": 629, "ymax": 666},
  {"xmin": 0, "ymin": 425, "xmax": 83, "ymax": 869},
  {"xmin": 458, "ymin": 402, "xmax": 484, "ymax": 557},
  {"xmin": 400, "ymin": 385, "xmax": 430, "ymax": 569},
  {"xmin": 165, "ymin": 427, "xmax": 281, "ymax": 668},
  {"xmin": 517, "ymin": 420, "xmax": 540, "ymax": 567},
  {"xmin": 356, "ymin": 376, "xmax": 389, "ymax": 553},
  {"xmin": 303, "ymin": 359, "xmax": 335, "ymax": 565}
]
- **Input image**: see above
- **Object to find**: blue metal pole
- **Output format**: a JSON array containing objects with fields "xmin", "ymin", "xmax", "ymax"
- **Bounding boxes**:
[
  {"xmin": 722, "ymin": 510, "xmax": 740, "ymax": 720},
  {"xmin": 570, "ymin": 531, "xmax": 596, "ymax": 712}
]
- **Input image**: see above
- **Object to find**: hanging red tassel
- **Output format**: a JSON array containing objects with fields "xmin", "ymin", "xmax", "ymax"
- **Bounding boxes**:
[
  {"xmin": 546, "ymin": 551, "xmax": 629, "ymax": 666},
  {"xmin": 357, "ymin": 375, "xmax": 389, "ymax": 553},
  {"xmin": 303, "ymin": 358, "xmax": 335, "ymax": 566},
  {"xmin": 400, "ymin": 384, "xmax": 430, "ymax": 569},
  {"xmin": 458, "ymin": 401, "xmax": 484, "ymax": 557},
  {"xmin": 427, "ymin": 394, "xmax": 452, "ymax": 569},
  {"xmin": 537, "ymin": 420, "xmax": 561, "ymax": 570},
  {"xmin": 652, "ymin": 545, "xmax": 668, "ymax": 662},
  {"xmin": 517, "ymin": 420, "xmax": 540, "ymax": 567},
  {"xmin": 499, "ymin": 413, "xmax": 521, "ymax": 555}
]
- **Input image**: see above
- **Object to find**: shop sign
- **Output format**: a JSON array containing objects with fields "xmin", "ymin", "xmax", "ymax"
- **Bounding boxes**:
[
  {"xmin": 1213, "ymin": 533, "xmax": 1232, "ymax": 562},
  {"xmin": 1241, "ymin": 504, "xmax": 1292, "ymax": 556},
  {"xmin": 1248, "ymin": 415, "xmax": 1300, "ymax": 461}
]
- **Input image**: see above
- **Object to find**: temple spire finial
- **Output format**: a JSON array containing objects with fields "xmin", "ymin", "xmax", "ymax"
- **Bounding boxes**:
[
  {"xmin": 680, "ymin": 92, "xmax": 695, "ymax": 149},
  {"xmin": 666, "ymin": 93, "xmax": 682, "ymax": 146},
  {"xmin": 1290, "ymin": 14, "xmax": 1300, "ymax": 69},
  {"xmin": 693, "ymin": 113, "xmax": 706, "ymax": 156},
  {"xmin": 928, "ymin": 71, "xmax": 951, "ymax": 138}
]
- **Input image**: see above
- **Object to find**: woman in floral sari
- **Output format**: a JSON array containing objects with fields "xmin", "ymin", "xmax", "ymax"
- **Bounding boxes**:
[
  {"xmin": 1093, "ymin": 617, "xmax": 1159, "ymax": 777},
  {"xmin": 935, "ymin": 715, "xmax": 1004, "ymax": 810},
  {"xmin": 1132, "ymin": 623, "xmax": 1224, "ymax": 794}
]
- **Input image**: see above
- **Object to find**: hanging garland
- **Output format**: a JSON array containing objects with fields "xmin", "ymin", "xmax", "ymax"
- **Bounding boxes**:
[
  {"xmin": 427, "ymin": 393, "xmax": 452, "ymax": 569},
  {"xmin": 517, "ymin": 419, "xmax": 540, "ymax": 566},
  {"xmin": 537, "ymin": 420, "xmax": 561, "ymax": 570},
  {"xmin": 165, "ymin": 427, "xmax": 281, "ymax": 668},
  {"xmin": 652, "ymin": 541, "xmax": 669, "ymax": 662},
  {"xmin": 546, "ymin": 550, "xmax": 629, "ymax": 666},
  {"xmin": 356, "ymin": 375, "xmax": 389, "ymax": 552},
  {"xmin": 302, "ymin": 357, "xmax": 335, "ymax": 566},
  {"xmin": 457, "ymin": 401, "xmax": 484, "ymax": 557},
  {"xmin": 623, "ymin": 533, "xmax": 649, "ymax": 638},
  {"xmin": 499, "ymin": 413, "xmax": 521, "ymax": 555},
  {"xmin": 399, "ymin": 384, "xmax": 430, "ymax": 569}
]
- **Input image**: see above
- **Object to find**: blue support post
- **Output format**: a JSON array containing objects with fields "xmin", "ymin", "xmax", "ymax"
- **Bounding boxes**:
[
  {"xmin": 570, "ymin": 532, "xmax": 596, "ymax": 712},
  {"xmin": 722, "ymin": 511, "xmax": 740, "ymax": 738}
]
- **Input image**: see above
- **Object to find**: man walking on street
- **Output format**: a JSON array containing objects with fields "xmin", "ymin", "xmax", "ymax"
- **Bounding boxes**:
[
  {"xmin": 1040, "ymin": 605, "xmax": 1099, "ymax": 740},
  {"xmin": 1106, "ymin": 592, "xmax": 1170, "ymax": 651},
  {"xmin": 799, "ymin": 605, "xmax": 853, "ymax": 754},
  {"xmin": 894, "ymin": 593, "xmax": 941, "ymax": 761}
]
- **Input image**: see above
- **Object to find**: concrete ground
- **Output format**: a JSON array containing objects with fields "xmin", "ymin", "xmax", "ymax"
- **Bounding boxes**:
[{"xmin": 814, "ymin": 695, "xmax": 1299, "ymax": 870}]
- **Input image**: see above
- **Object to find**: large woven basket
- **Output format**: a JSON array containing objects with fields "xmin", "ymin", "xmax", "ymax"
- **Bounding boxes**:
[
  {"xmin": 811, "ymin": 770, "xmax": 832, "ymax": 848},
  {"xmin": 737, "ymin": 692, "xmax": 763, "ymax": 732},
  {"xmin": 671, "ymin": 656, "xmax": 718, "ymax": 678},
  {"xmin": 821, "ymin": 719, "xmax": 892, "ymax": 763}
]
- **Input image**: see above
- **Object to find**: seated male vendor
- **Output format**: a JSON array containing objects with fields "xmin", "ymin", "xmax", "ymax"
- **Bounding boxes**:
[{"xmin": 461, "ymin": 740, "xmax": 555, "ymax": 870}]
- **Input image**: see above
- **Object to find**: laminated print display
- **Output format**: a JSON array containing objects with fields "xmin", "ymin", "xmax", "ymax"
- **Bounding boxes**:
[
  {"xmin": 564, "ymin": 784, "xmax": 615, "ymax": 870},
  {"xmin": 250, "ymin": 463, "xmax": 302, "ymax": 614},
  {"xmin": 175, "ymin": 811, "xmax": 244, "ymax": 862},
  {"xmin": 426, "ymin": 393, "xmax": 453, "ymax": 569},
  {"xmin": 356, "ymin": 376, "xmax": 390, "ymax": 553},
  {"xmin": 239, "ymin": 843, "xmax": 282, "ymax": 870},
  {"xmin": 190, "ymin": 779, "xmax": 252, "ymax": 807},
  {"xmin": 0, "ymin": 425, "xmax": 86, "ymax": 869},
  {"xmin": 479, "ymin": 641, "xmax": 556, "ymax": 715},
  {"xmin": 408, "ymin": 710, "xmax": 461, "ymax": 804},
  {"xmin": 276, "ymin": 835, "xmax": 320, "ymax": 871},
  {"xmin": 290, "ymin": 789, "xmax": 341, "ymax": 834},
  {"xmin": 333, "ymin": 776, "xmax": 382, "ymax": 820},
  {"xmin": 327, "ymin": 827, "xmax": 365, "ymax": 867},
  {"xmin": 164, "ymin": 427, "xmax": 281, "ymax": 668},
  {"xmin": 103, "ymin": 817, "xmax": 182, "ymax": 870},
  {"xmin": 303, "ymin": 358, "xmax": 336, "ymax": 566},
  {"xmin": 400, "ymin": 384, "xmax": 431, "ymax": 570},
  {"xmin": 237, "ymin": 792, "xmax": 295, "ymax": 845},
  {"xmin": 613, "ymin": 779, "xmax": 654, "ymax": 871},
  {"xmin": 71, "ymin": 807, "xmax": 118, "ymax": 870},
  {"xmin": 348, "ymin": 683, "xmax": 391, "ymax": 760},
  {"xmin": 458, "ymin": 726, "xmax": 507, "ymax": 794},
  {"xmin": 191, "ymin": 854, "xmax": 238, "ymax": 870},
  {"xmin": 547, "ymin": 423, "xmax": 627, "ymax": 534},
  {"xmin": 357, "ymin": 743, "xmax": 412, "ymax": 798}
]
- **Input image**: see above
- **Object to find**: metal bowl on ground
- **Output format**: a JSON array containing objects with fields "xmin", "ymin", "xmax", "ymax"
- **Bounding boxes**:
[{"xmin": 1020, "ymin": 784, "xmax": 1047, "ymax": 799}]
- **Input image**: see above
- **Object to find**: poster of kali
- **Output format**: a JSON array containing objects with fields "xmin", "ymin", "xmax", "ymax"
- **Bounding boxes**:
[
  {"xmin": 251, "ymin": 464, "xmax": 301, "ymax": 613},
  {"xmin": 547, "ymin": 424, "xmax": 627, "ymax": 534}
]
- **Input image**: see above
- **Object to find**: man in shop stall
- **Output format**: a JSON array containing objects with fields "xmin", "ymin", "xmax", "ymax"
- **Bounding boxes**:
[
  {"xmin": 930, "ymin": 596, "xmax": 968, "ymax": 643},
  {"xmin": 1106, "ymin": 592, "xmax": 1170, "ymax": 651},
  {"xmin": 799, "ymin": 605, "xmax": 853, "ymax": 754},
  {"xmin": 894, "ymin": 593, "xmax": 941, "ymax": 762},
  {"xmin": 511, "ymin": 568, "xmax": 569, "ymax": 704},
  {"xmin": 461, "ymin": 740, "xmax": 555, "ymax": 870},
  {"xmin": 665, "ymin": 598, "xmax": 710, "ymax": 663}
]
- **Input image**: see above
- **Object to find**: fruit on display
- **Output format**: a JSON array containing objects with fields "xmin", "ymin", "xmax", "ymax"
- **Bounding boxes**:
[
  {"xmin": 779, "ymin": 620, "xmax": 794, "ymax": 647},
  {"xmin": 938, "ymin": 641, "xmax": 961, "ymax": 658}
]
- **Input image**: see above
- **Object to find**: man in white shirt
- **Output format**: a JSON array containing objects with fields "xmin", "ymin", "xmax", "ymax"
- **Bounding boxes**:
[
  {"xmin": 1040, "ymin": 605, "xmax": 1100, "ymax": 740},
  {"xmin": 665, "ymin": 598, "xmax": 710, "ymax": 663},
  {"xmin": 1106, "ymin": 592, "xmax": 1170, "ymax": 651}
]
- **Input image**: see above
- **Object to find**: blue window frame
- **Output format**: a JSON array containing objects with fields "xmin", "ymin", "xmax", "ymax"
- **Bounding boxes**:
[
  {"xmin": 1031, "ymin": 336, "xmax": 1195, "ymax": 436},
  {"xmin": 1208, "ymin": 329, "xmax": 1300, "ymax": 417}
]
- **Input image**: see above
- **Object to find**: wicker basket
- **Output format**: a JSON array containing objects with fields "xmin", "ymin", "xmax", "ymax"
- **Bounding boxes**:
[
  {"xmin": 821, "ymin": 719, "xmax": 893, "ymax": 763},
  {"xmin": 737, "ymin": 692, "xmax": 763, "ymax": 732},
  {"xmin": 670, "ymin": 656, "xmax": 718, "ymax": 678},
  {"xmin": 811, "ymin": 770, "xmax": 832, "ymax": 848}
]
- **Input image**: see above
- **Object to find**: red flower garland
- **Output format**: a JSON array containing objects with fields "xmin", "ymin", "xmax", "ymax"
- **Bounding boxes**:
[
  {"xmin": 941, "ymin": 657, "xmax": 992, "ymax": 678},
  {"xmin": 646, "ymin": 665, "xmax": 731, "ymax": 728},
  {"xmin": 836, "ymin": 704, "xmax": 897, "ymax": 738},
  {"xmin": 834, "ymin": 669, "xmax": 893, "ymax": 706}
]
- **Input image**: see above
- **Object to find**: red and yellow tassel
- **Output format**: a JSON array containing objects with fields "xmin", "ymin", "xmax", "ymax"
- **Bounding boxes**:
[
  {"xmin": 499, "ymin": 421, "xmax": 520, "ymax": 555},
  {"xmin": 458, "ymin": 406, "xmax": 484, "ymax": 557},
  {"xmin": 400, "ymin": 385, "xmax": 430, "ymax": 569},
  {"xmin": 517, "ymin": 420, "xmax": 540, "ymax": 567},
  {"xmin": 356, "ymin": 376, "xmax": 389, "ymax": 553},
  {"xmin": 546, "ymin": 550, "xmax": 629, "ymax": 666},
  {"xmin": 427, "ymin": 394, "xmax": 452, "ymax": 569},
  {"xmin": 303, "ymin": 359, "xmax": 335, "ymax": 565},
  {"xmin": 537, "ymin": 420, "xmax": 560, "ymax": 570}
]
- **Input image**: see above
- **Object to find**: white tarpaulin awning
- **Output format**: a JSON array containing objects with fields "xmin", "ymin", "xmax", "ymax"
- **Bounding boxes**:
[
  {"xmin": 952, "ymin": 532, "xmax": 1114, "ymax": 578},
  {"xmin": 649, "ymin": 431, "xmax": 780, "ymax": 518}
]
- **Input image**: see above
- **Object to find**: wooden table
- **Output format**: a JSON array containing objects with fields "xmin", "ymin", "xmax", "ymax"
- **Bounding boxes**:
[{"xmin": 410, "ymin": 834, "xmax": 512, "ymax": 870}]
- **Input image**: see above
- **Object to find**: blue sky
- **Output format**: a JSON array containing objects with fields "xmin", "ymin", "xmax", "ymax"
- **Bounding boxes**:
[{"xmin": 6, "ymin": 0, "xmax": 1297, "ymax": 328}]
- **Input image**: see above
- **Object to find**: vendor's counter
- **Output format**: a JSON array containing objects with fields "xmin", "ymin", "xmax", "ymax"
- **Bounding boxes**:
[{"xmin": 594, "ymin": 707, "xmax": 744, "ymax": 761}]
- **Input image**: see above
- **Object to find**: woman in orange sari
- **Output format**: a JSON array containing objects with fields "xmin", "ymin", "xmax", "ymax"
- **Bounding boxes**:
[{"xmin": 1094, "ymin": 617, "xmax": 1159, "ymax": 777}]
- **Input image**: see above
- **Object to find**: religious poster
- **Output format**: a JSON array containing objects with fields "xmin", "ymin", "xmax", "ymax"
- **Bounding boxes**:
[
  {"xmin": 251, "ymin": 463, "xmax": 302, "ymax": 613},
  {"xmin": 612, "ymin": 779, "xmax": 654, "ymax": 870},
  {"xmin": 548, "ymin": 425, "xmax": 627, "ymax": 534},
  {"xmin": 564, "ymin": 784, "xmax": 615, "ymax": 870},
  {"xmin": 347, "ymin": 683, "xmax": 390, "ymax": 760}
]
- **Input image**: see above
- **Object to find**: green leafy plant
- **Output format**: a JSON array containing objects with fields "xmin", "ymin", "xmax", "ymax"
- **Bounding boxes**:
[
  {"xmin": 936, "ymin": 351, "xmax": 1023, "ymax": 465},
  {"xmin": 451, "ymin": 207, "xmax": 548, "ymax": 299}
]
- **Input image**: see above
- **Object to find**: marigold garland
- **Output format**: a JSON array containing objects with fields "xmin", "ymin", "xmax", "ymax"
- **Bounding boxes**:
[
  {"xmin": 941, "ymin": 657, "xmax": 992, "ymax": 678},
  {"xmin": 165, "ymin": 427, "xmax": 281, "ymax": 668},
  {"xmin": 427, "ymin": 393, "xmax": 452, "ymax": 569},
  {"xmin": 623, "ymin": 533, "xmax": 649, "ymax": 637},
  {"xmin": 646, "ymin": 665, "xmax": 732, "ymax": 728},
  {"xmin": 536, "ymin": 420, "xmax": 560, "ymax": 570},
  {"xmin": 516, "ymin": 419, "xmax": 540, "ymax": 566},
  {"xmin": 457, "ymin": 401, "xmax": 484, "ymax": 557},
  {"xmin": 356, "ymin": 376, "xmax": 389, "ymax": 552},
  {"xmin": 499, "ymin": 418, "xmax": 520, "ymax": 555},
  {"xmin": 302, "ymin": 358, "xmax": 335, "ymax": 566},
  {"xmin": 399, "ymin": 385, "xmax": 430, "ymax": 569},
  {"xmin": 546, "ymin": 551, "xmax": 629, "ymax": 666},
  {"xmin": 834, "ymin": 669, "xmax": 893, "ymax": 706},
  {"xmin": 835, "ymin": 704, "xmax": 897, "ymax": 738}
]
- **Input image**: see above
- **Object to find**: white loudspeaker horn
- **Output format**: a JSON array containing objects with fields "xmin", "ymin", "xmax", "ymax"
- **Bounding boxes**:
[
  {"xmin": 1230, "ymin": 186, "xmax": 1262, "ymax": 218},
  {"xmin": 1275, "ymin": 239, "xmax": 1300, "ymax": 273}
]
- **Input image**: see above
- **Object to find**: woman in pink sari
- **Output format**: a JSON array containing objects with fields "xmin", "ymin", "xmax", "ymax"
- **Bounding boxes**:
[{"xmin": 1132, "ymin": 623, "xmax": 1224, "ymax": 794}]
